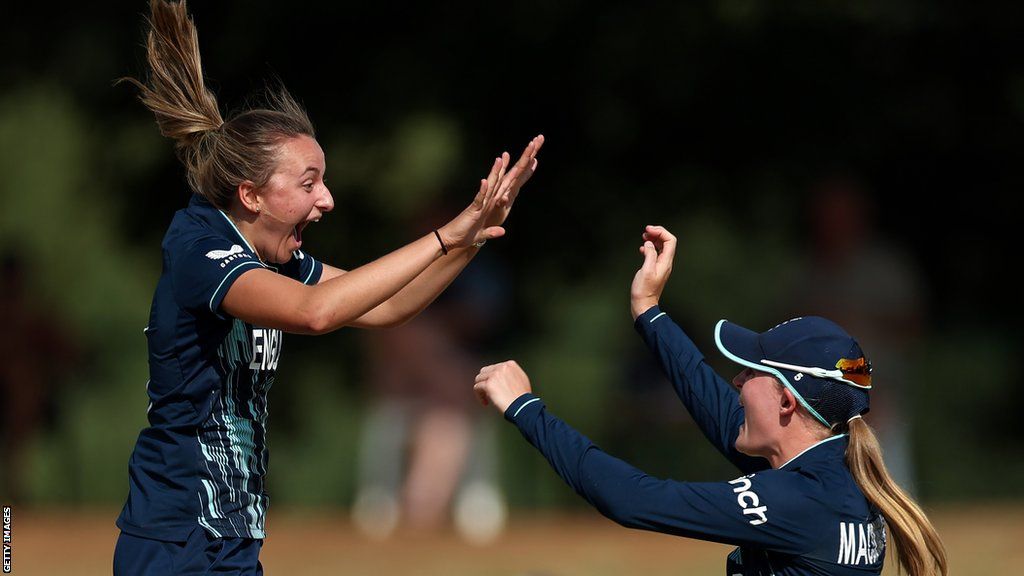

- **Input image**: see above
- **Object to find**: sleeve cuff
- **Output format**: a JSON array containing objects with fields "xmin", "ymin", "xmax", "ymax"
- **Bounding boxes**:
[
  {"xmin": 304, "ymin": 258, "xmax": 324, "ymax": 285},
  {"xmin": 209, "ymin": 260, "xmax": 265, "ymax": 318},
  {"xmin": 633, "ymin": 305, "xmax": 667, "ymax": 333},
  {"xmin": 504, "ymin": 393, "xmax": 544, "ymax": 423}
]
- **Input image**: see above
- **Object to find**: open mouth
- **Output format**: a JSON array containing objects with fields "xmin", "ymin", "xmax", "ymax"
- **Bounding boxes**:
[{"xmin": 294, "ymin": 216, "xmax": 321, "ymax": 247}]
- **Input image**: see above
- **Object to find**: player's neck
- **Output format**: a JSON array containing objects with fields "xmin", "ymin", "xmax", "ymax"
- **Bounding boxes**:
[
  {"xmin": 771, "ymin": 428, "xmax": 834, "ymax": 469},
  {"xmin": 224, "ymin": 209, "xmax": 266, "ymax": 263}
]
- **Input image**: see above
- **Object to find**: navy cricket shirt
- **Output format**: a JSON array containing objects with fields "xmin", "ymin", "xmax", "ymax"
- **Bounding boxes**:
[
  {"xmin": 504, "ymin": 306, "xmax": 886, "ymax": 575},
  {"xmin": 117, "ymin": 194, "xmax": 322, "ymax": 542}
]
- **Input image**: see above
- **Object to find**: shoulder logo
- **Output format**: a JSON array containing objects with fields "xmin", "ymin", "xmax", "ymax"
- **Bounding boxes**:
[
  {"xmin": 206, "ymin": 245, "xmax": 244, "ymax": 259},
  {"xmin": 205, "ymin": 244, "xmax": 252, "ymax": 268}
]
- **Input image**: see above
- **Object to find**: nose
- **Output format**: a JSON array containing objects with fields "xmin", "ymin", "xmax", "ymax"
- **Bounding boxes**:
[
  {"xmin": 318, "ymin": 185, "xmax": 335, "ymax": 213},
  {"xmin": 732, "ymin": 369, "xmax": 749, "ymax": 391}
]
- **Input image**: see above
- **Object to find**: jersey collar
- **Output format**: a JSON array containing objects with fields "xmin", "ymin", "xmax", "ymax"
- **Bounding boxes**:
[
  {"xmin": 778, "ymin": 434, "xmax": 848, "ymax": 470},
  {"xmin": 187, "ymin": 194, "xmax": 261, "ymax": 260}
]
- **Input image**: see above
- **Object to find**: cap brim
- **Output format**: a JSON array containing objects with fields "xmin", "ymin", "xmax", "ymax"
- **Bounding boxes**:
[{"xmin": 714, "ymin": 319, "xmax": 764, "ymax": 368}]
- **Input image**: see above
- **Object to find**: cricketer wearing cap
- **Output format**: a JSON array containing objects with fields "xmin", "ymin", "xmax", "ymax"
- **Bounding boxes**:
[
  {"xmin": 476, "ymin": 224, "xmax": 945, "ymax": 576},
  {"xmin": 493, "ymin": 308, "xmax": 885, "ymax": 576}
]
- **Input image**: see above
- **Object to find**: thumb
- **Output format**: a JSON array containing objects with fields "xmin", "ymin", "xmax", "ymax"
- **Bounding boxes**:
[
  {"xmin": 473, "ymin": 382, "xmax": 490, "ymax": 406},
  {"xmin": 641, "ymin": 240, "xmax": 657, "ymax": 272},
  {"xmin": 482, "ymin": 226, "xmax": 506, "ymax": 240}
]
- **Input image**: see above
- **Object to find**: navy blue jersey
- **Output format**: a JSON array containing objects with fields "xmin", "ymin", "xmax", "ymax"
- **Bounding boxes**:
[
  {"xmin": 503, "ymin": 306, "xmax": 886, "ymax": 575},
  {"xmin": 117, "ymin": 194, "xmax": 322, "ymax": 542}
]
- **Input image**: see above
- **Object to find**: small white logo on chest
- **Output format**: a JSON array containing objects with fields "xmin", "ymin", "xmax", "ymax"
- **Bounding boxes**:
[
  {"xmin": 207, "ymin": 244, "xmax": 244, "ymax": 259},
  {"xmin": 206, "ymin": 245, "xmax": 251, "ymax": 268}
]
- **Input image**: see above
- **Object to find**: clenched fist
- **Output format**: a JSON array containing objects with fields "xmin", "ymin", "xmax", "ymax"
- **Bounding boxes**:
[{"xmin": 474, "ymin": 360, "xmax": 533, "ymax": 414}]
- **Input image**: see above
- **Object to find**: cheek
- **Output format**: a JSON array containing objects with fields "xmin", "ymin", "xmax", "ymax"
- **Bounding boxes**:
[
  {"xmin": 272, "ymin": 196, "xmax": 301, "ymax": 216},
  {"xmin": 745, "ymin": 396, "xmax": 770, "ymax": 428}
]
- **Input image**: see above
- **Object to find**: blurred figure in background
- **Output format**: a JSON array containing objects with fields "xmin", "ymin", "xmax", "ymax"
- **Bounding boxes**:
[
  {"xmin": 352, "ymin": 242, "xmax": 512, "ymax": 544},
  {"xmin": 0, "ymin": 250, "xmax": 79, "ymax": 502},
  {"xmin": 785, "ymin": 174, "xmax": 927, "ymax": 492}
]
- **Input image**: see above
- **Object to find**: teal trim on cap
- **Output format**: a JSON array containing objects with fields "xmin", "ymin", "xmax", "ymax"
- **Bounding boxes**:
[{"xmin": 714, "ymin": 319, "xmax": 831, "ymax": 428}]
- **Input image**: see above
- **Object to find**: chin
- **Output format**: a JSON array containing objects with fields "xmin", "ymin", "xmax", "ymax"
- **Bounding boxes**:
[{"xmin": 733, "ymin": 432, "xmax": 759, "ymax": 458}]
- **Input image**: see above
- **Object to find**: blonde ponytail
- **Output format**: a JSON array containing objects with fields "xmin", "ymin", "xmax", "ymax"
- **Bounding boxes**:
[
  {"xmin": 120, "ymin": 0, "xmax": 314, "ymax": 208},
  {"xmin": 120, "ymin": 0, "xmax": 223, "ymax": 148},
  {"xmin": 846, "ymin": 417, "xmax": 948, "ymax": 575}
]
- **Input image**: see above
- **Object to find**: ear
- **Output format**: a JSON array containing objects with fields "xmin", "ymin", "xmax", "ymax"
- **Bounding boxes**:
[
  {"xmin": 237, "ymin": 180, "xmax": 261, "ymax": 215},
  {"xmin": 779, "ymin": 386, "xmax": 799, "ymax": 418}
]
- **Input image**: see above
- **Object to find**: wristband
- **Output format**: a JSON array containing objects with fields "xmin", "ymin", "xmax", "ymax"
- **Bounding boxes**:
[{"xmin": 433, "ymin": 229, "xmax": 449, "ymax": 255}]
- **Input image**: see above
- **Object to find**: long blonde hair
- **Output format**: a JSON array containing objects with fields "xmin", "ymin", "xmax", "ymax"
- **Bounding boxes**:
[
  {"xmin": 846, "ymin": 417, "xmax": 948, "ymax": 575},
  {"xmin": 119, "ymin": 0, "xmax": 314, "ymax": 208}
]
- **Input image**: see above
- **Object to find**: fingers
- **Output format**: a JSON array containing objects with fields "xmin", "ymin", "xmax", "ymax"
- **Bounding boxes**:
[
  {"xmin": 503, "ymin": 136, "xmax": 544, "ymax": 205},
  {"xmin": 493, "ymin": 151, "xmax": 512, "ymax": 207},
  {"xmin": 470, "ymin": 178, "xmax": 489, "ymax": 209},
  {"xmin": 489, "ymin": 152, "xmax": 509, "ymax": 206},
  {"xmin": 473, "ymin": 382, "xmax": 489, "ymax": 406},
  {"xmin": 473, "ymin": 226, "xmax": 505, "ymax": 245},
  {"xmin": 473, "ymin": 356, "xmax": 528, "ymax": 409},
  {"xmin": 641, "ymin": 225, "xmax": 677, "ymax": 262},
  {"xmin": 485, "ymin": 226, "xmax": 506, "ymax": 239},
  {"xmin": 512, "ymin": 136, "xmax": 541, "ymax": 172},
  {"xmin": 641, "ymin": 240, "xmax": 658, "ymax": 272},
  {"xmin": 647, "ymin": 225, "xmax": 677, "ymax": 264},
  {"xmin": 475, "ymin": 364, "xmax": 501, "ymax": 407},
  {"xmin": 505, "ymin": 158, "xmax": 538, "ymax": 206},
  {"xmin": 497, "ymin": 151, "xmax": 510, "ymax": 184},
  {"xmin": 481, "ymin": 156, "xmax": 504, "ymax": 209},
  {"xmin": 643, "ymin": 225, "xmax": 676, "ymax": 243}
]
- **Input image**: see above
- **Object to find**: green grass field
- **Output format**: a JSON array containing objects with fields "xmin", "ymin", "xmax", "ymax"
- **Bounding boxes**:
[{"xmin": 8, "ymin": 504, "xmax": 1019, "ymax": 575}]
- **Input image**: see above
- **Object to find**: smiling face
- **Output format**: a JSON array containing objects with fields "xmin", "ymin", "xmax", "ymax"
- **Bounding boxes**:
[
  {"xmin": 732, "ymin": 368, "xmax": 786, "ymax": 459},
  {"xmin": 254, "ymin": 135, "xmax": 334, "ymax": 263}
]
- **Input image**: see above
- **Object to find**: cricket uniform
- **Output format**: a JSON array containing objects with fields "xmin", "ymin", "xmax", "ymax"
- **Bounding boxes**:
[
  {"xmin": 115, "ymin": 194, "xmax": 322, "ymax": 574},
  {"xmin": 504, "ymin": 306, "xmax": 886, "ymax": 576}
]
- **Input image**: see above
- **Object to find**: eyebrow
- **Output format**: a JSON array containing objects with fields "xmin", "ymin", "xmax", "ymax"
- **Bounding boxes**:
[{"xmin": 301, "ymin": 167, "xmax": 320, "ymax": 176}]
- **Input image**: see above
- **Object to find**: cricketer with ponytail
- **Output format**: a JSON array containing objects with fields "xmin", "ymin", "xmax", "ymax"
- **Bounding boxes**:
[
  {"xmin": 475, "ymin": 225, "xmax": 948, "ymax": 576},
  {"xmin": 112, "ymin": 1, "xmax": 542, "ymax": 574}
]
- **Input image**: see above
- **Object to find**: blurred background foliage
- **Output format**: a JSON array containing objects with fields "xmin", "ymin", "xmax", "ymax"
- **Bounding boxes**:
[{"xmin": 1, "ymin": 0, "xmax": 1021, "ymax": 512}]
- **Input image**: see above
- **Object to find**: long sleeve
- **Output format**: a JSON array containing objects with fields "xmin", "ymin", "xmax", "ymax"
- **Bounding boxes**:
[
  {"xmin": 633, "ymin": 306, "xmax": 767, "ymax": 474},
  {"xmin": 504, "ymin": 394, "xmax": 829, "ymax": 554}
]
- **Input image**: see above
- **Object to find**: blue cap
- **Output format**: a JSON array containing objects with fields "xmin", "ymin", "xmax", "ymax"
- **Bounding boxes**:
[{"xmin": 714, "ymin": 316, "xmax": 871, "ymax": 430}]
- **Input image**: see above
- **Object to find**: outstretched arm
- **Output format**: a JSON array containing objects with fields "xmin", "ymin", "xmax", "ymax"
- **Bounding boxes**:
[
  {"xmin": 222, "ymin": 137, "xmax": 542, "ymax": 334},
  {"xmin": 474, "ymin": 362, "xmax": 810, "ymax": 552},
  {"xmin": 322, "ymin": 135, "xmax": 543, "ymax": 329}
]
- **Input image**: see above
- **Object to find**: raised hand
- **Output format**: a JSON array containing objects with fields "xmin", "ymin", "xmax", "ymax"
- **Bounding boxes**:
[
  {"xmin": 434, "ymin": 135, "xmax": 544, "ymax": 251},
  {"xmin": 630, "ymin": 225, "xmax": 677, "ymax": 320},
  {"xmin": 434, "ymin": 155, "xmax": 510, "ymax": 250},
  {"xmin": 485, "ymin": 135, "xmax": 544, "ymax": 228}
]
